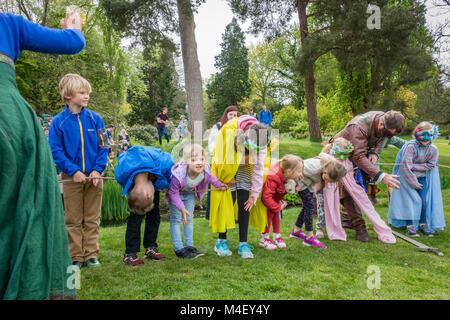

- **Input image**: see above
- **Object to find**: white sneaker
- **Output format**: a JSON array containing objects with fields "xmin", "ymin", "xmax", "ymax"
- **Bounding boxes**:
[
  {"xmin": 315, "ymin": 230, "xmax": 324, "ymax": 239},
  {"xmin": 259, "ymin": 238, "xmax": 277, "ymax": 250}
]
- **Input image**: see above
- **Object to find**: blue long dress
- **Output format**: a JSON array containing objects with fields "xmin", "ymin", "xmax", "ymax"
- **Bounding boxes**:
[{"xmin": 388, "ymin": 140, "xmax": 445, "ymax": 232}]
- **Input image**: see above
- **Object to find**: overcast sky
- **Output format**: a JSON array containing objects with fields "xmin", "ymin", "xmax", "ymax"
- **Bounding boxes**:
[{"xmin": 193, "ymin": 0, "xmax": 449, "ymax": 81}]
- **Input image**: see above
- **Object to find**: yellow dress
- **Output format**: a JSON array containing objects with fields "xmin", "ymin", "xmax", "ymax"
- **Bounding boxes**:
[{"xmin": 209, "ymin": 118, "xmax": 273, "ymax": 233}]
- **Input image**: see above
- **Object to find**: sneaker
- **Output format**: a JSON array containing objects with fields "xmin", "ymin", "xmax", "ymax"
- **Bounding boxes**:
[
  {"xmin": 274, "ymin": 237, "xmax": 287, "ymax": 249},
  {"xmin": 214, "ymin": 240, "xmax": 232, "ymax": 257},
  {"xmin": 406, "ymin": 225, "xmax": 420, "ymax": 237},
  {"xmin": 144, "ymin": 247, "xmax": 166, "ymax": 261},
  {"xmin": 290, "ymin": 229, "xmax": 306, "ymax": 240},
  {"xmin": 85, "ymin": 258, "xmax": 101, "ymax": 268},
  {"xmin": 123, "ymin": 254, "xmax": 144, "ymax": 267},
  {"xmin": 419, "ymin": 224, "xmax": 435, "ymax": 237},
  {"xmin": 174, "ymin": 247, "xmax": 191, "ymax": 258},
  {"xmin": 174, "ymin": 247, "xmax": 199, "ymax": 259},
  {"xmin": 259, "ymin": 238, "xmax": 278, "ymax": 250},
  {"xmin": 315, "ymin": 230, "xmax": 325, "ymax": 239},
  {"xmin": 303, "ymin": 236, "xmax": 327, "ymax": 248},
  {"xmin": 72, "ymin": 261, "xmax": 83, "ymax": 269},
  {"xmin": 238, "ymin": 243, "xmax": 254, "ymax": 259},
  {"xmin": 185, "ymin": 246, "xmax": 205, "ymax": 258}
]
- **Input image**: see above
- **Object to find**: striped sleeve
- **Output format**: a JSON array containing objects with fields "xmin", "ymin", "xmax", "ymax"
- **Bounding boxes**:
[{"xmin": 401, "ymin": 145, "xmax": 421, "ymax": 189}]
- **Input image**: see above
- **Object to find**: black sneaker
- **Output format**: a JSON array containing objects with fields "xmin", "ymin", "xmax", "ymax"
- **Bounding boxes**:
[
  {"xmin": 174, "ymin": 247, "xmax": 190, "ymax": 258},
  {"xmin": 185, "ymin": 246, "xmax": 205, "ymax": 258},
  {"xmin": 72, "ymin": 261, "xmax": 83, "ymax": 269}
]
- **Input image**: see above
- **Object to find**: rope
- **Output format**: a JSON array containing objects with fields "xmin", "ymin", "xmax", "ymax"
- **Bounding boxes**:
[{"xmin": 379, "ymin": 163, "xmax": 450, "ymax": 169}]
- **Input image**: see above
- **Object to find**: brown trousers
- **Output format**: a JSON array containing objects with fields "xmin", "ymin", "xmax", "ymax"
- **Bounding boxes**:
[
  {"xmin": 340, "ymin": 185, "xmax": 367, "ymax": 230},
  {"xmin": 62, "ymin": 173, "xmax": 103, "ymax": 262}
]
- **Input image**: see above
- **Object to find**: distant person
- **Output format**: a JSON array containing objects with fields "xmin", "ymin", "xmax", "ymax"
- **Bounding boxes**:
[
  {"xmin": 119, "ymin": 128, "xmax": 129, "ymax": 142},
  {"xmin": 249, "ymin": 108, "xmax": 257, "ymax": 119},
  {"xmin": 177, "ymin": 114, "xmax": 188, "ymax": 142},
  {"xmin": 157, "ymin": 107, "xmax": 170, "ymax": 145},
  {"xmin": 106, "ymin": 124, "xmax": 115, "ymax": 156},
  {"xmin": 258, "ymin": 104, "xmax": 272, "ymax": 126}
]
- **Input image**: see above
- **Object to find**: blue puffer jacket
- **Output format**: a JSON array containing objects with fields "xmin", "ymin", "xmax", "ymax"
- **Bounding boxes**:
[
  {"xmin": 49, "ymin": 106, "xmax": 108, "ymax": 176},
  {"xmin": 114, "ymin": 146, "xmax": 173, "ymax": 195}
]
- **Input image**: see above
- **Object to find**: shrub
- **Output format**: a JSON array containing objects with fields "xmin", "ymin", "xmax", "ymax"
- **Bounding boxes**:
[{"xmin": 126, "ymin": 124, "xmax": 158, "ymax": 146}]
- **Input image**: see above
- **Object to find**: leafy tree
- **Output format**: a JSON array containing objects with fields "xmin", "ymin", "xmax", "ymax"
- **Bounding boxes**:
[
  {"xmin": 206, "ymin": 18, "xmax": 251, "ymax": 120},
  {"xmin": 101, "ymin": 0, "xmax": 206, "ymax": 136}
]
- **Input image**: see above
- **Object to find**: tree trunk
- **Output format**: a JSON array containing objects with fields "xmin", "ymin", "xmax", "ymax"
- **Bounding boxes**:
[
  {"xmin": 177, "ymin": 0, "xmax": 205, "ymax": 140},
  {"xmin": 297, "ymin": 0, "xmax": 321, "ymax": 141}
]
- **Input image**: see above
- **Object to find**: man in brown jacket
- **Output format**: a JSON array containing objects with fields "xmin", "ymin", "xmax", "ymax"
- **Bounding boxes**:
[{"xmin": 333, "ymin": 110, "xmax": 405, "ymax": 242}]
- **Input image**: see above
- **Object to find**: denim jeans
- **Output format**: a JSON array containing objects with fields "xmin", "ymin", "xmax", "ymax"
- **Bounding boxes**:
[
  {"xmin": 157, "ymin": 127, "xmax": 170, "ymax": 145},
  {"xmin": 169, "ymin": 192, "xmax": 196, "ymax": 252}
]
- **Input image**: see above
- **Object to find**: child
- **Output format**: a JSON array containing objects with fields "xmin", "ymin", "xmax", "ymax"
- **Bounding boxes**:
[
  {"xmin": 320, "ymin": 138, "xmax": 396, "ymax": 243},
  {"xmin": 167, "ymin": 144, "xmax": 228, "ymax": 258},
  {"xmin": 49, "ymin": 74, "xmax": 108, "ymax": 268},
  {"xmin": 260, "ymin": 155, "xmax": 304, "ymax": 250},
  {"xmin": 315, "ymin": 138, "xmax": 355, "ymax": 239},
  {"xmin": 177, "ymin": 115, "xmax": 188, "ymax": 142},
  {"xmin": 388, "ymin": 122, "xmax": 445, "ymax": 236},
  {"xmin": 289, "ymin": 155, "xmax": 347, "ymax": 248},
  {"xmin": 114, "ymin": 145, "xmax": 174, "ymax": 266}
]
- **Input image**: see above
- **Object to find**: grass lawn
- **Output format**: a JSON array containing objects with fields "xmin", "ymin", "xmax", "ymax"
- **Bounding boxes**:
[{"xmin": 78, "ymin": 137, "xmax": 450, "ymax": 300}]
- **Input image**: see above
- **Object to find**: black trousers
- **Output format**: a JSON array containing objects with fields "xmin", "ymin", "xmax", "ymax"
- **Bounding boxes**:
[
  {"xmin": 219, "ymin": 189, "xmax": 250, "ymax": 243},
  {"xmin": 125, "ymin": 191, "xmax": 160, "ymax": 254},
  {"xmin": 295, "ymin": 189, "xmax": 314, "ymax": 232}
]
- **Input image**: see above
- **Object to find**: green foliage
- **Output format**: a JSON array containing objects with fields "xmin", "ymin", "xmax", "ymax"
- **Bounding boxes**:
[
  {"xmin": 101, "ymin": 180, "xmax": 129, "ymax": 222},
  {"xmin": 272, "ymin": 105, "xmax": 309, "ymax": 138},
  {"xmin": 127, "ymin": 48, "xmax": 183, "ymax": 126},
  {"xmin": 126, "ymin": 124, "xmax": 158, "ymax": 146},
  {"xmin": 206, "ymin": 18, "xmax": 251, "ymax": 119}
]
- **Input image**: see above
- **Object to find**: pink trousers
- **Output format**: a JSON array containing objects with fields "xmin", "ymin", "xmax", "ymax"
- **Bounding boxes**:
[{"xmin": 322, "ymin": 159, "xmax": 396, "ymax": 243}]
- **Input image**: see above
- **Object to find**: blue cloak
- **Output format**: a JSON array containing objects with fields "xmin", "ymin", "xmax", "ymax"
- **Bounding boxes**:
[
  {"xmin": 388, "ymin": 140, "xmax": 445, "ymax": 231},
  {"xmin": 114, "ymin": 146, "xmax": 173, "ymax": 195}
]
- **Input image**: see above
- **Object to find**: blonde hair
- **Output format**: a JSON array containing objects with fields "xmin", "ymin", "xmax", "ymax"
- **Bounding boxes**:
[
  {"xmin": 182, "ymin": 143, "xmax": 205, "ymax": 164},
  {"xmin": 322, "ymin": 137, "xmax": 350, "ymax": 154},
  {"xmin": 59, "ymin": 73, "xmax": 91, "ymax": 102},
  {"xmin": 279, "ymin": 154, "xmax": 303, "ymax": 173}
]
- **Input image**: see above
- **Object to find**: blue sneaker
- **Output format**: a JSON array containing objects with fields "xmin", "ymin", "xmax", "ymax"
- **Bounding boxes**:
[
  {"xmin": 238, "ymin": 243, "xmax": 254, "ymax": 259},
  {"xmin": 214, "ymin": 240, "xmax": 232, "ymax": 256},
  {"xmin": 419, "ymin": 224, "xmax": 435, "ymax": 237},
  {"xmin": 406, "ymin": 225, "xmax": 419, "ymax": 237}
]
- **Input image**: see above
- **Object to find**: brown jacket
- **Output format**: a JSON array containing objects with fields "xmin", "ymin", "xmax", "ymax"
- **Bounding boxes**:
[{"xmin": 334, "ymin": 111, "xmax": 386, "ymax": 180}]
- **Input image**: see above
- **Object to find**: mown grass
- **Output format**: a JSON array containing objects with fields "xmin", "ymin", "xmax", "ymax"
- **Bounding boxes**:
[{"xmin": 77, "ymin": 137, "xmax": 450, "ymax": 300}]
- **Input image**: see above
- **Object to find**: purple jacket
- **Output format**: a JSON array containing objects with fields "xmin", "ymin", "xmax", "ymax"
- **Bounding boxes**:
[{"xmin": 166, "ymin": 161, "xmax": 223, "ymax": 211}]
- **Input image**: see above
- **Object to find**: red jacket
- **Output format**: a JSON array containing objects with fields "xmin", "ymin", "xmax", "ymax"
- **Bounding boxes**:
[{"xmin": 261, "ymin": 165, "xmax": 287, "ymax": 215}]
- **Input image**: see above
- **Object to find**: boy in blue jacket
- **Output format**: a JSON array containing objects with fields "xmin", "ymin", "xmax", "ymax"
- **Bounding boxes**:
[
  {"xmin": 114, "ymin": 146, "xmax": 174, "ymax": 266},
  {"xmin": 49, "ymin": 74, "xmax": 108, "ymax": 269}
]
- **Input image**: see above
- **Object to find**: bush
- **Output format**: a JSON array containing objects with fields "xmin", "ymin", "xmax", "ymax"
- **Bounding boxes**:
[
  {"xmin": 126, "ymin": 124, "xmax": 158, "ymax": 146},
  {"xmin": 272, "ymin": 105, "xmax": 309, "ymax": 138}
]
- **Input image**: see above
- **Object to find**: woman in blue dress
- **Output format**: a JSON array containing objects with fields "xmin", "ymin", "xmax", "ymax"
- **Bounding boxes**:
[{"xmin": 0, "ymin": 9, "xmax": 86, "ymax": 299}]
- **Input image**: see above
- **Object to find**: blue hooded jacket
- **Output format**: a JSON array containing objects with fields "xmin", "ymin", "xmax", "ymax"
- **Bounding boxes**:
[
  {"xmin": 114, "ymin": 146, "xmax": 173, "ymax": 196},
  {"xmin": 49, "ymin": 106, "xmax": 108, "ymax": 175}
]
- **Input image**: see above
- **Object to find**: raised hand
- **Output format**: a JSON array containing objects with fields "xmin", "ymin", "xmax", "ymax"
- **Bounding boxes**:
[{"xmin": 60, "ymin": 7, "xmax": 83, "ymax": 30}]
